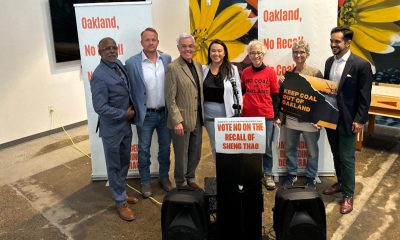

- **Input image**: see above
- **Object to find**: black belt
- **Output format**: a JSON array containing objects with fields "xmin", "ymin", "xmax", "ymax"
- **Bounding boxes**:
[{"xmin": 146, "ymin": 107, "xmax": 165, "ymax": 112}]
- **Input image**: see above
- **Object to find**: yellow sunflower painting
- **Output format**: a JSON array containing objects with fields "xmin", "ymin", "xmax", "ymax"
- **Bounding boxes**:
[
  {"xmin": 338, "ymin": 0, "xmax": 400, "ymax": 65},
  {"xmin": 190, "ymin": 0, "xmax": 256, "ymax": 64}
]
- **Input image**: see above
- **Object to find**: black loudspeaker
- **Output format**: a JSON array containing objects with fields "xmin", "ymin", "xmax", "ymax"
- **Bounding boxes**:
[
  {"xmin": 273, "ymin": 187, "xmax": 326, "ymax": 240},
  {"xmin": 161, "ymin": 188, "xmax": 208, "ymax": 240}
]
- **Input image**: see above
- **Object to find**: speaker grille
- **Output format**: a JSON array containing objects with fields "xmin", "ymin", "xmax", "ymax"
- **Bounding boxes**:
[
  {"xmin": 161, "ymin": 189, "xmax": 208, "ymax": 240},
  {"xmin": 273, "ymin": 187, "xmax": 326, "ymax": 240}
]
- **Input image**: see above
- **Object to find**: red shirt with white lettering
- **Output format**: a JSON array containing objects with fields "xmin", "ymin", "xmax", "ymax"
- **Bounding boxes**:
[{"xmin": 241, "ymin": 65, "xmax": 279, "ymax": 118}]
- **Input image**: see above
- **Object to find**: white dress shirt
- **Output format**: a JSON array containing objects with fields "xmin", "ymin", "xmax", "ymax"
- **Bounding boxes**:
[
  {"xmin": 141, "ymin": 51, "xmax": 166, "ymax": 108},
  {"xmin": 329, "ymin": 50, "xmax": 351, "ymax": 84}
]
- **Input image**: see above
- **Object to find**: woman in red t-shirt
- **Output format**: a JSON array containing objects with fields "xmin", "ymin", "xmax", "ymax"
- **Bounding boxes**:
[{"xmin": 241, "ymin": 40, "xmax": 280, "ymax": 190}]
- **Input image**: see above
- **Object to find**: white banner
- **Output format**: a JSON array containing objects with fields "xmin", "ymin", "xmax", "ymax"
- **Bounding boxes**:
[
  {"xmin": 258, "ymin": 0, "xmax": 337, "ymax": 176},
  {"xmin": 258, "ymin": 0, "xmax": 337, "ymax": 75},
  {"xmin": 74, "ymin": 2, "xmax": 159, "ymax": 180},
  {"xmin": 272, "ymin": 126, "xmax": 335, "ymax": 176},
  {"xmin": 215, "ymin": 117, "xmax": 266, "ymax": 154}
]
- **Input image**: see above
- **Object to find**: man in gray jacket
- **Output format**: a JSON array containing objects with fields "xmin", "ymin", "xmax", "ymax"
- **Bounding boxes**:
[{"xmin": 91, "ymin": 37, "xmax": 138, "ymax": 221}]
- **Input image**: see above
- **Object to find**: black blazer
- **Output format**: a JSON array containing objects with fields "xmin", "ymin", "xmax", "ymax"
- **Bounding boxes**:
[{"xmin": 324, "ymin": 53, "xmax": 373, "ymax": 134}]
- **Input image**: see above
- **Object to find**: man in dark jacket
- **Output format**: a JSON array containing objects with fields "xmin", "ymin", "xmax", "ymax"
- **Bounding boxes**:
[{"xmin": 322, "ymin": 26, "xmax": 373, "ymax": 214}]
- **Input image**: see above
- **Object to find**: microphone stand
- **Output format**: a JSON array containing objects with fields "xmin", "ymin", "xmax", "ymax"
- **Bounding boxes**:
[{"xmin": 230, "ymin": 78, "xmax": 241, "ymax": 117}]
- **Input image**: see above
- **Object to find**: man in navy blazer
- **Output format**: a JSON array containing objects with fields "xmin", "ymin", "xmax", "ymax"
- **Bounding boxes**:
[
  {"xmin": 90, "ymin": 37, "xmax": 138, "ymax": 221},
  {"xmin": 126, "ymin": 28, "xmax": 172, "ymax": 197},
  {"xmin": 322, "ymin": 26, "xmax": 373, "ymax": 214}
]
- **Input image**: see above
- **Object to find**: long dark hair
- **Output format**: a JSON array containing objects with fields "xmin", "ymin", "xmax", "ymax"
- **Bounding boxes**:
[{"xmin": 207, "ymin": 39, "xmax": 233, "ymax": 85}]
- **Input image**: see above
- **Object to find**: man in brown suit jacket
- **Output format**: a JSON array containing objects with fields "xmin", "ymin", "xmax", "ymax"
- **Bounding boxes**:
[{"xmin": 165, "ymin": 33, "xmax": 204, "ymax": 188}]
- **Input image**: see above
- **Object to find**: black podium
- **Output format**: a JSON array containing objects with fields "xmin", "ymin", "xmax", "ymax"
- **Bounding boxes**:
[{"xmin": 216, "ymin": 153, "xmax": 264, "ymax": 240}]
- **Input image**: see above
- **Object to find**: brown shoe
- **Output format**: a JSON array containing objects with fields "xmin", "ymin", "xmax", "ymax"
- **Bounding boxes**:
[
  {"xmin": 187, "ymin": 181, "xmax": 202, "ymax": 190},
  {"xmin": 340, "ymin": 196, "xmax": 353, "ymax": 214},
  {"xmin": 126, "ymin": 195, "xmax": 139, "ymax": 204},
  {"xmin": 323, "ymin": 182, "xmax": 341, "ymax": 195},
  {"xmin": 159, "ymin": 179, "xmax": 173, "ymax": 192},
  {"xmin": 116, "ymin": 203, "xmax": 135, "ymax": 221}
]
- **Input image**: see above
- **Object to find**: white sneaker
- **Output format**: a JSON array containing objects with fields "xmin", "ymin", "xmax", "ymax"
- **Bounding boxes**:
[{"xmin": 262, "ymin": 175, "xmax": 276, "ymax": 190}]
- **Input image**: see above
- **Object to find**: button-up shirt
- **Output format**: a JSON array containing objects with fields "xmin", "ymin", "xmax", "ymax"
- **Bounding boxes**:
[
  {"xmin": 329, "ymin": 50, "xmax": 351, "ymax": 84},
  {"xmin": 141, "ymin": 51, "xmax": 165, "ymax": 109}
]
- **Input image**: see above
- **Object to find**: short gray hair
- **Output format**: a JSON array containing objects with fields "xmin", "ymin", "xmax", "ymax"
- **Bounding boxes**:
[
  {"xmin": 292, "ymin": 40, "xmax": 310, "ymax": 56},
  {"xmin": 247, "ymin": 40, "xmax": 266, "ymax": 55},
  {"xmin": 176, "ymin": 33, "xmax": 195, "ymax": 45}
]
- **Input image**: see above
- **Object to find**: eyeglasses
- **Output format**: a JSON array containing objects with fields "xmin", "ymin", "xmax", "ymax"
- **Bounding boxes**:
[
  {"xmin": 292, "ymin": 51, "xmax": 306, "ymax": 56},
  {"xmin": 100, "ymin": 46, "xmax": 118, "ymax": 52},
  {"xmin": 179, "ymin": 44, "xmax": 195, "ymax": 49},
  {"xmin": 249, "ymin": 51, "xmax": 264, "ymax": 56}
]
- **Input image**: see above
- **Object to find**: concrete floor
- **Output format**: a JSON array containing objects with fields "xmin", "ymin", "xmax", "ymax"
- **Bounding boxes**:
[{"xmin": 0, "ymin": 124, "xmax": 399, "ymax": 240}]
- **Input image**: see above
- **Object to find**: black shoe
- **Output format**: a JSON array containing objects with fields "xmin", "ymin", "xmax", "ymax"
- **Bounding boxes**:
[
  {"xmin": 141, "ymin": 183, "xmax": 152, "ymax": 198},
  {"xmin": 305, "ymin": 177, "xmax": 316, "ymax": 190},
  {"xmin": 158, "ymin": 179, "xmax": 173, "ymax": 192},
  {"xmin": 282, "ymin": 174, "xmax": 297, "ymax": 188}
]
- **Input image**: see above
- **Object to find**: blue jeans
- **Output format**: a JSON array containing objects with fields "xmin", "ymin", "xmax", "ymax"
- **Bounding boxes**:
[
  {"xmin": 136, "ymin": 111, "xmax": 171, "ymax": 184},
  {"xmin": 285, "ymin": 128, "xmax": 320, "ymax": 178},
  {"xmin": 263, "ymin": 120, "xmax": 274, "ymax": 176}
]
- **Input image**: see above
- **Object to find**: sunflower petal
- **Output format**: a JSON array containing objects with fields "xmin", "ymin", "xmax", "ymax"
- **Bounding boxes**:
[
  {"xmin": 199, "ymin": 0, "xmax": 220, "ymax": 31},
  {"xmin": 357, "ymin": 0, "xmax": 399, "ymax": 10},
  {"xmin": 353, "ymin": 22, "xmax": 400, "ymax": 45},
  {"xmin": 350, "ymin": 41, "xmax": 374, "ymax": 66},
  {"xmin": 351, "ymin": 25, "xmax": 394, "ymax": 54},
  {"xmin": 190, "ymin": 0, "xmax": 201, "ymax": 32},
  {"xmin": 212, "ymin": 16, "xmax": 256, "ymax": 41},
  {"xmin": 193, "ymin": 43, "xmax": 209, "ymax": 65},
  {"xmin": 224, "ymin": 40, "xmax": 248, "ymax": 62},
  {"xmin": 358, "ymin": 6, "xmax": 400, "ymax": 23},
  {"xmin": 208, "ymin": 4, "xmax": 256, "ymax": 40}
]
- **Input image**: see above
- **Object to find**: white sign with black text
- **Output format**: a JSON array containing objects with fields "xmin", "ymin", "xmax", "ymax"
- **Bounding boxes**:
[{"xmin": 215, "ymin": 117, "xmax": 266, "ymax": 154}]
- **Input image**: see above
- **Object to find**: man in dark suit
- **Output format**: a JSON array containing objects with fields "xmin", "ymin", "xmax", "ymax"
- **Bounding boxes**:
[
  {"xmin": 126, "ymin": 28, "xmax": 172, "ymax": 197},
  {"xmin": 322, "ymin": 26, "xmax": 373, "ymax": 214},
  {"xmin": 90, "ymin": 37, "xmax": 138, "ymax": 221},
  {"xmin": 165, "ymin": 33, "xmax": 203, "ymax": 189}
]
